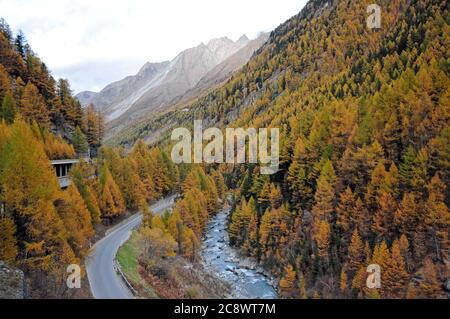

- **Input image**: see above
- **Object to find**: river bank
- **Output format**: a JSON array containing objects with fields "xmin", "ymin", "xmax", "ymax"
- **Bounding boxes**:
[{"xmin": 201, "ymin": 207, "xmax": 278, "ymax": 299}]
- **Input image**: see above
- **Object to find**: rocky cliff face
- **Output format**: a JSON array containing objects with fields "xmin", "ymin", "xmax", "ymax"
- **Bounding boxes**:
[
  {"xmin": 178, "ymin": 33, "xmax": 269, "ymax": 105},
  {"xmin": 0, "ymin": 261, "xmax": 25, "ymax": 299},
  {"xmin": 84, "ymin": 61, "xmax": 170, "ymax": 117}
]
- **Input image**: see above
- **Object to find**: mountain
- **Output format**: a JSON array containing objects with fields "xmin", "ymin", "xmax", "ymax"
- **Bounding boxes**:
[
  {"xmin": 106, "ymin": 37, "xmax": 246, "ymax": 128},
  {"xmin": 76, "ymin": 34, "xmax": 268, "ymax": 139},
  {"xmin": 77, "ymin": 61, "xmax": 169, "ymax": 115},
  {"xmin": 178, "ymin": 33, "xmax": 269, "ymax": 106},
  {"xmin": 75, "ymin": 90, "xmax": 97, "ymax": 106}
]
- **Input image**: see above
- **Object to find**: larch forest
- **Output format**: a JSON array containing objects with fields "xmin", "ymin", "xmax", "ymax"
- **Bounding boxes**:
[{"xmin": 0, "ymin": 0, "xmax": 449, "ymax": 300}]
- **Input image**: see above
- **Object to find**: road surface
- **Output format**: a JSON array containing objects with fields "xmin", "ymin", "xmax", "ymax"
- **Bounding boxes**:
[{"xmin": 86, "ymin": 195, "xmax": 176, "ymax": 299}]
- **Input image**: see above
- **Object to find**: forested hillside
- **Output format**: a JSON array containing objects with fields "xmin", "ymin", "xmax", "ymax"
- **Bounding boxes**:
[
  {"xmin": 0, "ymin": 20, "xmax": 226, "ymax": 297},
  {"xmin": 220, "ymin": 0, "xmax": 449, "ymax": 298},
  {"xmin": 112, "ymin": 0, "xmax": 449, "ymax": 298},
  {"xmin": 0, "ymin": 20, "xmax": 105, "ymax": 296}
]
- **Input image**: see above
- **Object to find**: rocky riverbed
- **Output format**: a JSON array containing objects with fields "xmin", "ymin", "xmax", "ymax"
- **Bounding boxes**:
[{"xmin": 201, "ymin": 207, "xmax": 278, "ymax": 299}]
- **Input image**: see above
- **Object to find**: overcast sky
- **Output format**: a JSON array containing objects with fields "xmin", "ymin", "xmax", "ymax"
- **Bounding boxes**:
[{"xmin": 0, "ymin": 0, "xmax": 307, "ymax": 93}]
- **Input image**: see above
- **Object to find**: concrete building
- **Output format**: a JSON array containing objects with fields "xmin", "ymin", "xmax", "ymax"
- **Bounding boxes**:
[{"xmin": 50, "ymin": 159, "xmax": 80, "ymax": 188}]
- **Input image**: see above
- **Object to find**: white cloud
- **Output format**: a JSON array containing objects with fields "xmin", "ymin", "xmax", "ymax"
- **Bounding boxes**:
[{"xmin": 0, "ymin": 0, "xmax": 307, "ymax": 93}]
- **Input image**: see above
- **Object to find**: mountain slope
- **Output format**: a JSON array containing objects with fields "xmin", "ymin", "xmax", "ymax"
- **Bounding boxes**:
[
  {"xmin": 0, "ymin": 18, "xmax": 106, "ymax": 298},
  {"xmin": 76, "ymin": 37, "xmax": 247, "ymax": 119},
  {"xmin": 108, "ymin": 0, "xmax": 449, "ymax": 299}
]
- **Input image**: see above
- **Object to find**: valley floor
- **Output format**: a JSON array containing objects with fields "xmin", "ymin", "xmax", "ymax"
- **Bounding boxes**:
[
  {"xmin": 117, "ymin": 231, "xmax": 231, "ymax": 299},
  {"xmin": 115, "ymin": 202, "xmax": 278, "ymax": 299}
]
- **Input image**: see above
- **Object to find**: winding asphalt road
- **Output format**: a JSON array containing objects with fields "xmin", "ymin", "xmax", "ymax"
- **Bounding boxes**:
[{"xmin": 85, "ymin": 195, "xmax": 176, "ymax": 299}]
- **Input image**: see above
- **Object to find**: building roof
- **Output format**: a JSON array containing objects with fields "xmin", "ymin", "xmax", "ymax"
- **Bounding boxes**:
[{"xmin": 50, "ymin": 159, "xmax": 80, "ymax": 165}]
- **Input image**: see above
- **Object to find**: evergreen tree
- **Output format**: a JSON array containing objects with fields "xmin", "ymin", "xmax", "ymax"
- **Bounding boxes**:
[
  {"xmin": 424, "ymin": 174, "xmax": 449, "ymax": 261},
  {"xmin": 0, "ymin": 214, "xmax": 18, "ymax": 264},
  {"xmin": 315, "ymin": 220, "xmax": 331, "ymax": 263},
  {"xmin": 14, "ymin": 30, "xmax": 26, "ymax": 59},
  {"xmin": 98, "ymin": 164, "xmax": 125, "ymax": 219},
  {"xmin": 336, "ymin": 186, "xmax": 356, "ymax": 246},
  {"xmin": 287, "ymin": 137, "xmax": 313, "ymax": 208},
  {"xmin": 243, "ymin": 200, "xmax": 259, "ymax": 257},
  {"xmin": 279, "ymin": 264, "xmax": 297, "ymax": 298},
  {"xmin": 71, "ymin": 126, "xmax": 88, "ymax": 156},
  {"xmin": 340, "ymin": 268, "xmax": 348, "ymax": 296},
  {"xmin": 347, "ymin": 230, "xmax": 365, "ymax": 277},
  {"xmin": 70, "ymin": 163, "xmax": 101, "ymax": 224},
  {"xmin": 141, "ymin": 200, "xmax": 153, "ymax": 229},
  {"xmin": 1, "ymin": 92, "xmax": 16, "ymax": 124},
  {"xmin": 298, "ymin": 272, "xmax": 307, "ymax": 299},
  {"xmin": 85, "ymin": 104, "xmax": 103, "ymax": 156},
  {"xmin": 384, "ymin": 240, "xmax": 409, "ymax": 298},
  {"xmin": 56, "ymin": 184, "xmax": 94, "ymax": 257},
  {"xmin": 20, "ymin": 82, "xmax": 50, "ymax": 128},
  {"xmin": 418, "ymin": 258, "xmax": 442, "ymax": 298},
  {"xmin": 399, "ymin": 146, "xmax": 417, "ymax": 191},
  {"xmin": 0, "ymin": 64, "xmax": 10, "ymax": 103},
  {"xmin": 311, "ymin": 160, "xmax": 336, "ymax": 230},
  {"xmin": 394, "ymin": 192, "xmax": 419, "ymax": 237},
  {"xmin": 372, "ymin": 190, "xmax": 397, "ymax": 240}
]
